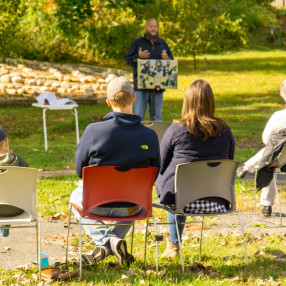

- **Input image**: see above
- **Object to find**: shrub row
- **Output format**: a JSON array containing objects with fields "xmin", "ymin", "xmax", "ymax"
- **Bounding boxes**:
[{"xmin": 0, "ymin": 0, "xmax": 276, "ymax": 63}]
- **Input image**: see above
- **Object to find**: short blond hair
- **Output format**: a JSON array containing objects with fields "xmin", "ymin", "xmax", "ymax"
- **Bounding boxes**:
[{"xmin": 109, "ymin": 91, "xmax": 133, "ymax": 108}]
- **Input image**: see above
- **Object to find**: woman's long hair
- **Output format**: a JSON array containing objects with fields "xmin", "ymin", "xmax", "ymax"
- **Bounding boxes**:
[{"xmin": 180, "ymin": 80, "xmax": 227, "ymax": 141}]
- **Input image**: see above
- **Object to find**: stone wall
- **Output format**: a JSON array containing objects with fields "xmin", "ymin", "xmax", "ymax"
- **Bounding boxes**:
[{"xmin": 0, "ymin": 58, "xmax": 132, "ymax": 104}]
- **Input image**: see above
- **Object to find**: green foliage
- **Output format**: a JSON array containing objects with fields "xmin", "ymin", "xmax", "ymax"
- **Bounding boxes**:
[
  {"xmin": 0, "ymin": 0, "xmax": 277, "ymax": 61},
  {"xmin": 54, "ymin": 0, "xmax": 92, "ymax": 36},
  {"xmin": 214, "ymin": 0, "xmax": 276, "ymax": 31},
  {"xmin": 0, "ymin": 0, "xmax": 25, "ymax": 58}
]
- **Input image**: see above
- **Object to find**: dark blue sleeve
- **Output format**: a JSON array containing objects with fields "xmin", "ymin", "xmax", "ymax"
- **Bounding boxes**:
[
  {"xmin": 125, "ymin": 39, "xmax": 139, "ymax": 67},
  {"xmin": 74, "ymin": 126, "xmax": 92, "ymax": 178},
  {"xmin": 159, "ymin": 125, "xmax": 175, "ymax": 175}
]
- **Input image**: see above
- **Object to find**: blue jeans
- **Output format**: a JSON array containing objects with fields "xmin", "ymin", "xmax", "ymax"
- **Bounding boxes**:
[
  {"xmin": 134, "ymin": 90, "xmax": 163, "ymax": 121},
  {"xmin": 167, "ymin": 212, "xmax": 186, "ymax": 244},
  {"xmin": 70, "ymin": 182, "xmax": 134, "ymax": 246}
]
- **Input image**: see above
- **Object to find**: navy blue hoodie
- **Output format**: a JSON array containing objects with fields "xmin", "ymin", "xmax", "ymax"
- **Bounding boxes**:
[{"xmin": 75, "ymin": 112, "xmax": 160, "ymax": 178}]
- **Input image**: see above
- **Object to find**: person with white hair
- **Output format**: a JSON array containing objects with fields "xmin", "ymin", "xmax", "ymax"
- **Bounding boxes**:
[{"xmin": 237, "ymin": 80, "xmax": 286, "ymax": 217}]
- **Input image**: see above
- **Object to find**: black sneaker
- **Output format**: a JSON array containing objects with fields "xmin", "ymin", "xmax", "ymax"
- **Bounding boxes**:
[
  {"xmin": 110, "ymin": 236, "xmax": 134, "ymax": 266},
  {"xmin": 236, "ymin": 165, "xmax": 249, "ymax": 179},
  {"xmin": 82, "ymin": 245, "xmax": 110, "ymax": 265},
  {"xmin": 261, "ymin": 206, "xmax": 272, "ymax": 217}
]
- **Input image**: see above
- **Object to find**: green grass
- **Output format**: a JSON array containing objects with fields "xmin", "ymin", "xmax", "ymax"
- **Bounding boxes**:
[{"xmin": 3, "ymin": 49, "xmax": 286, "ymax": 169}]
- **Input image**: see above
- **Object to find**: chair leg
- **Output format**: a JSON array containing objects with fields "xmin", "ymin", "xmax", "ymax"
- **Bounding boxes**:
[
  {"xmin": 144, "ymin": 218, "xmax": 149, "ymax": 266},
  {"xmin": 235, "ymin": 210, "xmax": 248, "ymax": 265},
  {"xmin": 273, "ymin": 173, "xmax": 283, "ymax": 226},
  {"xmin": 130, "ymin": 223, "xmax": 135, "ymax": 255},
  {"xmin": 37, "ymin": 220, "xmax": 41, "ymax": 282},
  {"xmin": 199, "ymin": 217, "xmax": 204, "ymax": 261},
  {"xmin": 65, "ymin": 207, "xmax": 72, "ymax": 267},
  {"xmin": 144, "ymin": 217, "xmax": 158, "ymax": 274},
  {"xmin": 175, "ymin": 215, "xmax": 184, "ymax": 273},
  {"xmin": 79, "ymin": 218, "xmax": 82, "ymax": 281},
  {"xmin": 153, "ymin": 217, "xmax": 158, "ymax": 274}
]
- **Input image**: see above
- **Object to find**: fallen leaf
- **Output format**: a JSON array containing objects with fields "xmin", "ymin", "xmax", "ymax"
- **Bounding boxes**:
[
  {"xmin": 254, "ymin": 250, "xmax": 265, "ymax": 255},
  {"xmin": 121, "ymin": 274, "xmax": 131, "ymax": 283},
  {"xmin": 16, "ymin": 264, "xmax": 30, "ymax": 270},
  {"xmin": 146, "ymin": 269, "xmax": 156, "ymax": 275},
  {"xmin": 276, "ymin": 252, "xmax": 286, "ymax": 259},
  {"xmin": 273, "ymin": 258, "xmax": 286, "ymax": 263}
]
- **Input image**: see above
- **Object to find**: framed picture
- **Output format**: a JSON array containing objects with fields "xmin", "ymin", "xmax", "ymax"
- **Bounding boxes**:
[{"xmin": 137, "ymin": 59, "xmax": 178, "ymax": 90}]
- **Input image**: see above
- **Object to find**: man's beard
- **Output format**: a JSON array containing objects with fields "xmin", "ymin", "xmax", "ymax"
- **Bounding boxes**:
[{"xmin": 145, "ymin": 32, "xmax": 159, "ymax": 44}]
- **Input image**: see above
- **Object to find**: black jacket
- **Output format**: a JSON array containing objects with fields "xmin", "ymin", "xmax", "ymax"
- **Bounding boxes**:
[
  {"xmin": 256, "ymin": 128, "xmax": 286, "ymax": 190},
  {"xmin": 75, "ymin": 112, "xmax": 160, "ymax": 178},
  {"xmin": 125, "ymin": 35, "xmax": 173, "ymax": 90},
  {"xmin": 155, "ymin": 123, "xmax": 235, "ymax": 204}
]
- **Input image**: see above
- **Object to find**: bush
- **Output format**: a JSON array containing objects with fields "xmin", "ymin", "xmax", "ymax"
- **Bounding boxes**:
[{"xmin": 0, "ymin": 0, "xmax": 277, "ymax": 62}]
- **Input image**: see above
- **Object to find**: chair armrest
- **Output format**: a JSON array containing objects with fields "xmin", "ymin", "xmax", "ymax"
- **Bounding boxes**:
[{"xmin": 70, "ymin": 202, "xmax": 83, "ymax": 216}]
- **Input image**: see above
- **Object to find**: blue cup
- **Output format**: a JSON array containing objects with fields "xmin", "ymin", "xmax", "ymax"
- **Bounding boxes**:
[{"xmin": 40, "ymin": 253, "xmax": 49, "ymax": 269}]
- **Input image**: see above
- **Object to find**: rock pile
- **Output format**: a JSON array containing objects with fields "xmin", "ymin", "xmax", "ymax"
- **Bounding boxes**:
[{"xmin": 0, "ymin": 58, "xmax": 132, "ymax": 103}]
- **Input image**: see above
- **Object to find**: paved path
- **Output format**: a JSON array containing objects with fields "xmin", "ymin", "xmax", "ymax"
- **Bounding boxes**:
[{"xmin": 1, "ymin": 210, "xmax": 286, "ymax": 270}]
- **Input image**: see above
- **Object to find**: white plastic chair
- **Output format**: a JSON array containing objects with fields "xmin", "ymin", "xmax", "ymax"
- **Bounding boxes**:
[
  {"xmin": 142, "ymin": 121, "xmax": 171, "ymax": 143},
  {"xmin": 0, "ymin": 166, "xmax": 41, "ymax": 279},
  {"xmin": 254, "ymin": 146, "xmax": 286, "ymax": 226},
  {"xmin": 148, "ymin": 160, "xmax": 248, "ymax": 272}
]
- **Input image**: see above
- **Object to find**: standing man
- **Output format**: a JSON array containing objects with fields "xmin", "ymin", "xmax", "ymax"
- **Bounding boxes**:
[
  {"xmin": 70, "ymin": 77, "xmax": 160, "ymax": 266},
  {"xmin": 126, "ymin": 19, "xmax": 173, "ymax": 121}
]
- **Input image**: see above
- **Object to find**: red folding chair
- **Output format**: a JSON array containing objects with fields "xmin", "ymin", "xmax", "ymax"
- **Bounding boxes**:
[{"xmin": 65, "ymin": 165, "xmax": 158, "ymax": 279}]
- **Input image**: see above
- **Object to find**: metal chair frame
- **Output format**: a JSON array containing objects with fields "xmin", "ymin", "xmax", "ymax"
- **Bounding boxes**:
[
  {"xmin": 147, "ymin": 160, "xmax": 248, "ymax": 272},
  {"xmin": 0, "ymin": 166, "xmax": 41, "ymax": 280}
]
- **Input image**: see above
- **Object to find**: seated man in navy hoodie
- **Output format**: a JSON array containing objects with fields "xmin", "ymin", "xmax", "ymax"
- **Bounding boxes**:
[{"xmin": 70, "ymin": 77, "xmax": 160, "ymax": 266}]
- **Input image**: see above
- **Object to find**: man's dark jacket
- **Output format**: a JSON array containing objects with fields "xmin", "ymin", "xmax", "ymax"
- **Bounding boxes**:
[{"xmin": 256, "ymin": 128, "xmax": 286, "ymax": 190}]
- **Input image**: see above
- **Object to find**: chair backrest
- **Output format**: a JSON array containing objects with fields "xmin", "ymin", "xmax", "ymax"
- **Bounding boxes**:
[
  {"xmin": 0, "ymin": 167, "xmax": 39, "ymax": 220},
  {"xmin": 82, "ymin": 166, "xmax": 158, "ymax": 220},
  {"xmin": 142, "ymin": 121, "xmax": 171, "ymax": 143},
  {"xmin": 175, "ymin": 160, "xmax": 239, "ymax": 213}
]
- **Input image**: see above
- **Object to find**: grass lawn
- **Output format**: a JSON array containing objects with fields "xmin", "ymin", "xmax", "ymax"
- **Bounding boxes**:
[{"xmin": 2, "ymin": 48, "xmax": 286, "ymax": 284}]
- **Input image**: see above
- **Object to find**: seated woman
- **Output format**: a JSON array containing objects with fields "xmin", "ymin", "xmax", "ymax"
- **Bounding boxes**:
[{"xmin": 155, "ymin": 79, "xmax": 235, "ymax": 257}]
